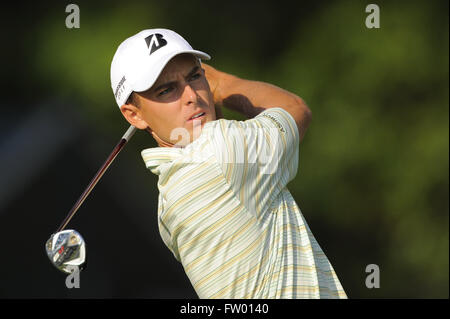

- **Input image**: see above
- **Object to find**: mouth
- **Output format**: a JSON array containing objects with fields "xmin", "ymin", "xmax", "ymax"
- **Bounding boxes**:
[{"xmin": 187, "ymin": 112, "xmax": 206, "ymax": 122}]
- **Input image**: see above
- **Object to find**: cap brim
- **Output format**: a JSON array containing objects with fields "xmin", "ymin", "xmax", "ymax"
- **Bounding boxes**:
[{"xmin": 133, "ymin": 50, "xmax": 211, "ymax": 93}]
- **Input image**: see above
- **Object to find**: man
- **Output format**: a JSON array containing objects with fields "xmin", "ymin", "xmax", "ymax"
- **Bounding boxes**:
[{"xmin": 111, "ymin": 28, "xmax": 347, "ymax": 298}]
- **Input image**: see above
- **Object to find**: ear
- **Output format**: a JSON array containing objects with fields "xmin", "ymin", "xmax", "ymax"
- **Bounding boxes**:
[{"xmin": 120, "ymin": 103, "xmax": 148, "ymax": 130}]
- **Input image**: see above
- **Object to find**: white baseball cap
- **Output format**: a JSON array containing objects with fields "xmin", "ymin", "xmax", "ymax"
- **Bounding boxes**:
[{"xmin": 110, "ymin": 28, "xmax": 211, "ymax": 108}]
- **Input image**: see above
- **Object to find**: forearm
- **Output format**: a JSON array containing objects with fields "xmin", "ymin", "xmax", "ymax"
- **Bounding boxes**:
[{"xmin": 203, "ymin": 63, "xmax": 312, "ymax": 141}]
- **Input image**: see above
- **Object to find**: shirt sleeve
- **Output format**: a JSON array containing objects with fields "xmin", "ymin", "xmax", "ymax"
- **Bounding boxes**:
[{"xmin": 208, "ymin": 107, "xmax": 300, "ymax": 218}]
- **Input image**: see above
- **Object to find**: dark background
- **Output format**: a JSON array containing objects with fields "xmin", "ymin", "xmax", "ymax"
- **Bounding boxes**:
[{"xmin": 0, "ymin": 0, "xmax": 448, "ymax": 298}]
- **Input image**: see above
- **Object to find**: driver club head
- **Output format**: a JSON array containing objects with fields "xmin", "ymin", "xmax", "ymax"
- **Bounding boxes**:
[{"xmin": 45, "ymin": 229, "xmax": 86, "ymax": 274}]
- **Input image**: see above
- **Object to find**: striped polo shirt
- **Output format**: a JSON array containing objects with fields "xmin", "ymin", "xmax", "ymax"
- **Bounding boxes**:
[{"xmin": 142, "ymin": 108, "xmax": 347, "ymax": 299}]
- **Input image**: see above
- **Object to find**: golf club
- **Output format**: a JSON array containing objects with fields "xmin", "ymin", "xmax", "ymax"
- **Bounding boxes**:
[{"xmin": 45, "ymin": 125, "xmax": 137, "ymax": 274}]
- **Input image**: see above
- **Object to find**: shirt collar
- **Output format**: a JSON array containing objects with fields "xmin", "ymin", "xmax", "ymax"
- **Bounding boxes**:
[
  {"xmin": 141, "ymin": 147, "xmax": 184, "ymax": 175},
  {"xmin": 141, "ymin": 121, "xmax": 214, "ymax": 175}
]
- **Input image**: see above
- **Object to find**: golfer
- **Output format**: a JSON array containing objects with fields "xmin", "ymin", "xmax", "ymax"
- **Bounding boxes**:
[{"xmin": 111, "ymin": 28, "xmax": 347, "ymax": 299}]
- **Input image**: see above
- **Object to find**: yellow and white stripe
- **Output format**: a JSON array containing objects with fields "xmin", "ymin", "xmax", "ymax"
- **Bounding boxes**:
[{"xmin": 142, "ymin": 108, "xmax": 347, "ymax": 299}]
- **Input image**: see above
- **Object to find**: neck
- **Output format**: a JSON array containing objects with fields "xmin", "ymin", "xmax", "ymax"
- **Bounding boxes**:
[{"xmin": 147, "ymin": 128, "xmax": 176, "ymax": 148}]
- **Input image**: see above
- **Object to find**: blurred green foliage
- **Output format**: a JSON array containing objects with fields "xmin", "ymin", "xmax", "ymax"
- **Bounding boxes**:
[{"xmin": 17, "ymin": 0, "xmax": 449, "ymax": 297}]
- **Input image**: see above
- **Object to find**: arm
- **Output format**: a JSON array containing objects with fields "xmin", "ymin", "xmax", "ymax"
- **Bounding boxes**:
[{"xmin": 202, "ymin": 63, "xmax": 312, "ymax": 142}]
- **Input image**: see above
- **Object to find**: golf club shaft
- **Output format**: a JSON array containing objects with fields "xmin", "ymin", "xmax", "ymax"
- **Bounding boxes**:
[{"xmin": 56, "ymin": 125, "xmax": 137, "ymax": 232}]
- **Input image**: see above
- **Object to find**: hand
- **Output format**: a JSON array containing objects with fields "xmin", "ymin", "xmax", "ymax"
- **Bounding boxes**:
[
  {"xmin": 202, "ymin": 63, "xmax": 221, "ymax": 104},
  {"xmin": 203, "ymin": 63, "xmax": 224, "ymax": 120}
]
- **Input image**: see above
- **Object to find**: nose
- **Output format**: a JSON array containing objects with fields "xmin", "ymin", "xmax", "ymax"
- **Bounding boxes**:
[{"xmin": 182, "ymin": 82, "xmax": 198, "ymax": 105}]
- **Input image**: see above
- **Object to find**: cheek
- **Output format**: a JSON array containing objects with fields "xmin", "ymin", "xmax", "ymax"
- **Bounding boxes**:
[
  {"xmin": 140, "ymin": 108, "xmax": 158, "ymax": 130},
  {"xmin": 205, "ymin": 90, "xmax": 216, "ymax": 116},
  {"xmin": 195, "ymin": 82, "xmax": 214, "ymax": 107},
  {"xmin": 203, "ymin": 82, "xmax": 215, "ymax": 108},
  {"xmin": 143, "ymin": 103, "xmax": 184, "ymax": 136}
]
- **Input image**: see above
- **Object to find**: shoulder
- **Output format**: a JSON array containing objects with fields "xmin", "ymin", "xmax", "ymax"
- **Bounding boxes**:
[
  {"xmin": 205, "ymin": 107, "xmax": 299, "ymax": 144},
  {"xmin": 254, "ymin": 108, "xmax": 299, "ymax": 139}
]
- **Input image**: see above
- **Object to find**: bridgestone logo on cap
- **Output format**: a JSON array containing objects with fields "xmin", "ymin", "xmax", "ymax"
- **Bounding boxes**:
[
  {"xmin": 145, "ymin": 33, "xmax": 167, "ymax": 55},
  {"xmin": 114, "ymin": 76, "xmax": 126, "ymax": 99}
]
